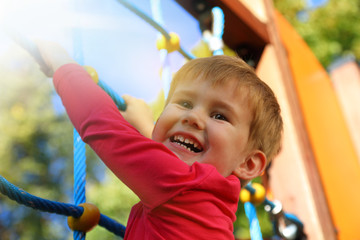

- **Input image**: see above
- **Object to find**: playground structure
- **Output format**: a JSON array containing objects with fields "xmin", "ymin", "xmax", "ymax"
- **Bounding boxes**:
[
  {"xmin": 191, "ymin": 0, "xmax": 360, "ymax": 239},
  {"xmin": 173, "ymin": 0, "xmax": 360, "ymax": 239},
  {"xmin": 1, "ymin": 0, "xmax": 360, "ymax": 239}
]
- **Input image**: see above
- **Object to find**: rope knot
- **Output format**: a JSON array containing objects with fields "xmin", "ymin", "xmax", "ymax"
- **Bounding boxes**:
[
  {"xmin": 240, "ymin": 183, "xmax": 266, "ymax": 205},
  {"xmin": 156, "ymin": 32, "xmax": 180, "ymax": 53},
  {"xmin": 67, "ymin": 203, "xmax": 100, "ymax": 232}
]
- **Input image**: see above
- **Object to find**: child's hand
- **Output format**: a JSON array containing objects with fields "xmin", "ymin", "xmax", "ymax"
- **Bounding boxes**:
[
  {"xmin": 35, "ymin": 40, "xmax": 77, "ymax": 76},
  {"xmin": 121, "ymin": 95, "xmax": 155, "ymax": 138}
]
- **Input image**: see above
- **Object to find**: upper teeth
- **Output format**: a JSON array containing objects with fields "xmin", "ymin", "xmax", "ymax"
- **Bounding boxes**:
[
  {"xmin": 174, "ymin": 135, "xmax": 199, "ymax": 148},
  {"xmin": 171, "ymin": 135, "xmax": 203, "ymax": 153}
]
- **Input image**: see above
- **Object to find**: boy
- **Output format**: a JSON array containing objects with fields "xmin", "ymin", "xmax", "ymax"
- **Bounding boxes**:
[{"xmin": 39, "ymin": 42, "xmax": 283, "ymax": 239}]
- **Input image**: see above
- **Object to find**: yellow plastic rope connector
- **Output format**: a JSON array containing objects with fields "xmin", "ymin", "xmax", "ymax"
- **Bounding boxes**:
[
  {"xmin": 83, "ymin": 65, "xmax": 99, "ymax": 84},
  {"xmin": 240, "ymin": 183, "xmax": 266, "ymax": 206},
  {"xmin": 156, "ymin": 32, "xmax": 180, "ymax": 53},
  {"xmin": 67, "ymin": 203, "xmax": 101, "ymax": 232}
]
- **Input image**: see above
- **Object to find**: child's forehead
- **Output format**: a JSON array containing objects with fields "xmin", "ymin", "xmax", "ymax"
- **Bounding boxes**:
[
  {"xmin": 174, "ymin": 77, "xmax": 252, "ymax": 105},
  {"xmin": 176, "ymin": 75, "xmax": 247, "ymax": 93},
  {"xmin": 167, "ymin": 72, "xmax": 254, "ymax": 107}
]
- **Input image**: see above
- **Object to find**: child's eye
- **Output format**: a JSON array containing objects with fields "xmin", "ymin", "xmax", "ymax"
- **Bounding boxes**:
[
  {"xmin": 212, "ymin": 113, "xmax": 228, "ymax": 121},
  {"xmin": 179, "ymin": 101, "xmax": 192, "ymax": 109}
]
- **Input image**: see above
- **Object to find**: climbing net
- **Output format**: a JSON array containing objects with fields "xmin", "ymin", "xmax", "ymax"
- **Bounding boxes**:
[{"xmin": 0, "ymin": 1, "xmax": 305, "ymax": 239}]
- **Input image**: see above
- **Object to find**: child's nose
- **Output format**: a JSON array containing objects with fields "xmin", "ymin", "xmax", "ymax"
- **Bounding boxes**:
[{"xmin": 181, "ymin": 109, "xmax": 205, "ymax": 130}]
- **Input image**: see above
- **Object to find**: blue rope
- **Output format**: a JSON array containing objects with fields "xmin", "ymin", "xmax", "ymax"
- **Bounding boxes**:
[
  {"xmin": 99, "ymin": 214, "xmax": 126, "ymax": 236},
  {"xmin": 70, "ymin": 3, "xmax": 126, "ymax": 237},
  {"xmin": 150, "ymin": 0, "xmax": 172, "ymax": 99},
  {"xmin": 116, "ymin": 0, "xmax": 195, "ymax": 60},
  {"xmin": 97, "ymin": 79, "xmax": 126, "ymax": 111},
  {"xmin": 73, "ymin": 130, "xmax": 87, "ymax": 207},
  {"xmin": 244, "ymin": 184, "xmax": 306, "ymax": 239},
  {"xmin": 244, "ymin": 202, "xmax": 263, "ymax": 240},
  {"xmin": 243, "ymin": 184, "xmax": 268, "ymax": 239},
  {"xmin": 211, "ymin": 7, "xmax": 225, "ymax": 56},
  {"xmin": 0, "ymin": 175, "xmax": 126, "ymax": 237},
  {"xmin": 72, "ymin": 1, "xmax": 87, "ymax": 237},
  {"xmin": 150, "ymin": 0, "xmax": 164, "ymax": 26},
  {"xmin": 0, "ymin": 175, "xmax": 82, "ymax": 217},
  {"xmin": 73, "ymin": 129, "xmax": 87, "ymax": 240}
]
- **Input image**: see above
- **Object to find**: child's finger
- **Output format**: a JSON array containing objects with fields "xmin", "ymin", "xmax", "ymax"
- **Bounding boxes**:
[
  {"xmin": 121, "ymin": 94, "xmax": 133, "ymax": 111},
  {"xmin": 35, "ymin": 40, "xmax": 76, "ymax": 75}
]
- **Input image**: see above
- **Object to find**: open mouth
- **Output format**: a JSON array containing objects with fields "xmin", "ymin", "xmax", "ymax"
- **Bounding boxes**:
[{"xmin": 170, "ymin": 135, "xmax": 203, "ymax": 153}]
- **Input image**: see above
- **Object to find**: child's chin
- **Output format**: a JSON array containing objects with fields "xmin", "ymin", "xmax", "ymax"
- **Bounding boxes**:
[
  {"xmin": 182, "ymin": 160, "xmax": 194, "ymax": 166},
  {"xmin": 176, "ymin": 155, "xmax": 195, "ymax": 166}
]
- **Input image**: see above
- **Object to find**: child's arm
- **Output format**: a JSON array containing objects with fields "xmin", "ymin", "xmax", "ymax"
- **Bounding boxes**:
[
  {"xmin": 120, "ymin": 94, "xmax": 154, "ymax": 138},
  {"xmin": 37, "ymin": 41, "xmax": 155, "ymax": 138},
  {"xmin": 52, "ymin": 64, "xmax": 197, "ymax": 208},
  {"xmin": 36, "ymin": 41, "xmax": 212, "ymax": 209}
]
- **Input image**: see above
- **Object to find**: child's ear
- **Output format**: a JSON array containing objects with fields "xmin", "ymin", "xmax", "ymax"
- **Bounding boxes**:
[{"xmin": 232, "ymin": 150, "xmax": 267, "ymax": 180}]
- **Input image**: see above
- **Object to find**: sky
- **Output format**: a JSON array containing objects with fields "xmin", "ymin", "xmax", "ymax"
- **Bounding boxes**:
[
  {"xmin": 0, "ymin": 0, "xmax": 329, "ymax": 103},
  {"xmin": 307, "ymin": 0, "xmax": 328, "ymax": 8},
  {"xmin": 0, "ymin": 0, "xmax": 202, "ymax": 102}
]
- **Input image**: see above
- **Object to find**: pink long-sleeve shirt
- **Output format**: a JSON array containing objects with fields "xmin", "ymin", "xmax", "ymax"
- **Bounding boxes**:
[{"xmin": 53, "ymin": 64, "xmax": 240, "ymax": 239}]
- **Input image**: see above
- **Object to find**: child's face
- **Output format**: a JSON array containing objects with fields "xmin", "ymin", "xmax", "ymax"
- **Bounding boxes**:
[{"xmin": 152, "ymin": 77, "xmax": 253, "ymax": 177}]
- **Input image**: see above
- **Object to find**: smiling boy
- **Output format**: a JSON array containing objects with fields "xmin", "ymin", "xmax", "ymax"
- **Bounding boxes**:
[
  {"xmin": 126, "ymin": 56, "xmax": 282, "ymax": 183},
  {"xmin": 38, "ymin": 42, "xmax": 283, "ymax": 239},
  {"xmin": 153, "ymin": 73, "xmax": 258, "ymax": 179}
]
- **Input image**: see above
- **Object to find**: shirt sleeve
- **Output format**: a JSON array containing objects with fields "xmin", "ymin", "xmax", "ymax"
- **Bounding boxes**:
[{"xmin": 53, "ymin": 64, "xmax": 214, "ymax": 208}]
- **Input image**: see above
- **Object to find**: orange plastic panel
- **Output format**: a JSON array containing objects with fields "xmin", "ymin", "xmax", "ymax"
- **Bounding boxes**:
[{"xmin": 275, "ymin": 11, "xmax": 360, "ymax": 240}]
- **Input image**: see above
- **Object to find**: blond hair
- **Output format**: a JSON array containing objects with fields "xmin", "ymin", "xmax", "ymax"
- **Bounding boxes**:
[{"xmin": 166, "ymin": 55, "xmax": 283, "ymax": 164}]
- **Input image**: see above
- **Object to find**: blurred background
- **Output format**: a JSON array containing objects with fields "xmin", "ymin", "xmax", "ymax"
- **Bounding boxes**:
[{"xmin": 0, "ymin": 0, "xmax": 359, "ymax": 239}]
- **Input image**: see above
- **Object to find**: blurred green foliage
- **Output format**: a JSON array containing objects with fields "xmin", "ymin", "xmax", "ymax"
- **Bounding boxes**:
[
  {"xmin": 0, "ymin": 45, "xmax": 73, "ymax": 239},
  {"xmin": 274, "ymin": 0, "xmax": 360, "ymax": 68},
  {"xmin": 233, "ymin": 177, "xmax": 273, "ymax": 240},
  {"xmin": 0, "ymin": 45, "xmax": 137, "ymax": 239}
]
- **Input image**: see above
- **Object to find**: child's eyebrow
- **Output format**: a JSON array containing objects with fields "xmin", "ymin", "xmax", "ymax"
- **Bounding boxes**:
[
  {"xmin": 213, "ymin": 100, "xmax": 238, "ymax": 116},
  {"xmin": 172, "ymin": 89, "xmax": 196, "ymax": 98}
]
